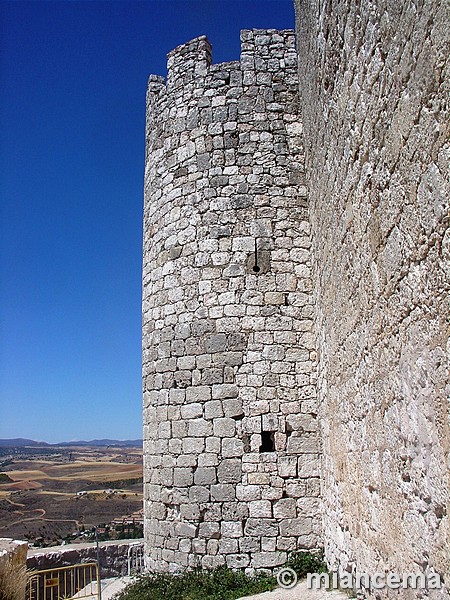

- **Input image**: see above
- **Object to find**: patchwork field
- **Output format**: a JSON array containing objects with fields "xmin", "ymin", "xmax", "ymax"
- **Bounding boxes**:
[{"xmin": 0, "ymin": 446, "xmax": 143, "ymax": 545}]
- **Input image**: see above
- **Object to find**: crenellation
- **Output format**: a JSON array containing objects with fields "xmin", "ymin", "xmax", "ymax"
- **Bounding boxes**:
[{"xmin": 166, "ymin": 35, "xmax": 212, "ymax": 89}]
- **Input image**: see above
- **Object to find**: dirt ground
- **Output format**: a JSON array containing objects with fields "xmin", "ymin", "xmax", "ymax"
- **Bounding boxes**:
[{"xmin": 0, "ymin": 446, "xmax": 142, "ymax": 544}]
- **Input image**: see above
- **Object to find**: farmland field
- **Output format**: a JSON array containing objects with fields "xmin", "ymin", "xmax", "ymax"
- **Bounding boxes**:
[{"xmin": 0, "ymin": 445, "xmax": 143, "ymax": 545}]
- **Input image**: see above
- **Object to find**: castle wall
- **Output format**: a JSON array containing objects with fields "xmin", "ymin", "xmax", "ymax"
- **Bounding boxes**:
[
  {"xmin": 142, "ymin": 29, "xmax": 322, "ymax": 572},
  {"xmin": 295, "ymin": 0, "xmax": 449, "ymax": 596}
]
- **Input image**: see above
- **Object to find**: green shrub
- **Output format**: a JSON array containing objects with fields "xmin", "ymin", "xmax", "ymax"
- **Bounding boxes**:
[
  {"xmin": 116, "ymin": 565, "xmax": 276, "ymax": 600},
  {"xmin": 284, "ymin": 550, "xmax": 327, "ymax": 579}
]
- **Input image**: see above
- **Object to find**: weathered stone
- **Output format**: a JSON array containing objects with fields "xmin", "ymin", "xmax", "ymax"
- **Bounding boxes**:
[
  {"xmin": 251, "ymin": 551, "xmax": 287, "ymax": 568},
  {"xmin": 185, "ymin": 386, "xmax": 211, "ymax": 403},
  {"xmin": 244, "ymin": 518, "xmax": 278, "ymax": 537},
  {"xmin": 273, "ymin": 498, "xmax": 297, "ymax": 519},
  {"xmin": 211, "ymin": 484, "xmax": 236, "ymax": 502},
  {"xmin": 204, "ymin": 400, "xmax": 224, "ymax": 419},
  {"xmin": 221, "ymin": 438, "xmax": 244, "ymax": 458},
  {"xmin": 226, "ymin": 554, "xmax": 250, "ymax": 568},
  {"xmin": 173, "ymin": 468, "xmax": 194, "ymax": 487},
  {"xmin": 213, "ymin": 417, "xmax": 236, "ymax": 437},
  {"xmin": 217, "ymin": 459, "xmax": 242, "ymax": 484},
  {"xmin": 194, "ymin": 467, "xmax": 217, "ymax": 485},
  {"xmin": 188, "ymin": 418, "xmax": 213, "ymax": 437},
  {"xmin": 212, "ymin": 383, "xmax": 238, "ymax": 399},
  {"xmin": 204, "ymin": 333, "xmax": 228, "ymax": 353},
  {"xmin": 180, "ymin": 403, "xmax": 203, "ymax": 419},
  {"xmin": 248, "ymin": 500, "xmax": 272, "ymax": 518},
  {"xmin": 221, "ymin": 521, "xmax": 243, "ymax": 538}
]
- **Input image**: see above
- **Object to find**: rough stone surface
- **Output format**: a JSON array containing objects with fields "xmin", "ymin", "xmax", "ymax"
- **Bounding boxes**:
[
  {"xmin": 295, "ymin": 0, "xmax": 449, "ymax": 598},
  {"xmin": 143, "ymin": 29, "xmax": 321, "ymax": 573},
  {"xmin": 27, "ymin": 539, "xmax": 144, "ymax": 578}
]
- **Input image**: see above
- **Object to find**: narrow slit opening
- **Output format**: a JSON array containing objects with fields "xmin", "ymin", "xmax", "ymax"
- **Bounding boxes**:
[{"xmin": 259, "ymin": 431, "xmax": 275, "ymax": 452}]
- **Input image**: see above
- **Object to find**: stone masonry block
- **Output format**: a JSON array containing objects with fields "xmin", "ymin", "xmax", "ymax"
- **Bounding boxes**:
[
  {"xmin": 217, "ymin": 459, "xmax": 242, "ymax": 483},
  {"xmin": 223, "ymin": 398, "xmax": 244, "ymax": 418},
  {"xmin": 213, "ymin": 417, "xmax": 236, "ymax": 437},
  {"xmin": 221, "ymin": 521, "xmax": 243, "ymax": 538},
  {"xmin": 226, "ymin": 554, "xmax": 250, "ymax": 568},
  {"xmin": 244, "ymin": 518, "xmax": 279, "ymax": 537},
  {"xmin": 180, "ymin": 403, "xmax": 203, "ymax": 419},
  {"xmin": 173, "ymin": 468, "xmax": 194, "ymax": 487},
  {"xmin": 279, "ymin": 516, "xmax": 312, "ymax": 536},
  {"xmin": 222, "ymin": 438, "xmax": 244, "ymax": 457},
  {"xmin": 251, "ymin": 551, "xmax": 287, "ymax": 568},
  {"xmin": 188, "ymin": 418, "xmax": 213, "ymax": 437},
  {"xmin": 186, "ymin": 386, "xmax": 211, "ymax": 403},
  {"xmin": 204, "ymin": 400, "xmax": 224, "ymax": 419},
  {"xmin": 249, "ymin": 500, "xmax": 272, "ymax": 518},
  {"xmin": 212, "ymin": 383, "xmax": 239, "ymax": 399},
  {"xmin": 204, "ymin": 333, "xmax": 228, "ymax": 353},
  {"xmin": 286, "ymin": 433, "xmax": 319, "ymax": 454},
  {"xmin": 194, "ymin": 467, "xmax": 217, "ymax": 485},
  {"xmin": 199, "ymin": 522, "xmax": 221, "ymax": 539},
  {"xmin": 278, "ymin": 456, "xmax": 298, "ymax": 477},
  {"xmin": 211, "ymin": 484, "xmax": 236, "ymax": 502},
  {"xmin": 273, "ymin": 498, "xmax": 297, "ymax": 519}
]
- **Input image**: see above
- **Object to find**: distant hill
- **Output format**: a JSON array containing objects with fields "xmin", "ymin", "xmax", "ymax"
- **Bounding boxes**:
[
  {"xmin": 56, "ymin": 439, "xmax": 142, "ymax": 448},
  {"xmin": 0, "ymin": 438, "xmax": 50, "ymax": 447},
  {"xmin": 0, "ymin": 438, "xmax": 142, "ymax": 448}
]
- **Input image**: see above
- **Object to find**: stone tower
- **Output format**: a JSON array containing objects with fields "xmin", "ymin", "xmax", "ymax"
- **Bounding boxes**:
[{"xmin": 142, "ymin": 30, "xmax": 322, "ymax": 572}]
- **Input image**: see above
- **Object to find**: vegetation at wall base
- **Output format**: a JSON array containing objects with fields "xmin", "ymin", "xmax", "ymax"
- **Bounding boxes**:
[
  {"xmin": 116, "ymin": 551, "xmax": 329, "ymax": 599},
  {"xmin": 284, "ymin": 549, "xmax": 328, "ymax": 578},
  {"xmin": 116, "ymin": 565, "xmax": 276, "ymax": 600}
]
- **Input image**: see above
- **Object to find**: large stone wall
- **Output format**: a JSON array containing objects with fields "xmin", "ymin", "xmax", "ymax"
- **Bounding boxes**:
[
  {"xmin": 142, "ymin": 29, "xmax": 321, "ymax": 573},
  {"xmin": 295, "ymin": 0, "xmax": 449, "ymax": 597}
]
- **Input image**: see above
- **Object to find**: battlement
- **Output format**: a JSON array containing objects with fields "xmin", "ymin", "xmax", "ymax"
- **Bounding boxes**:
[
  {"xmin": 147, "ymin": 29, "xmax": 297, "ymax": 93},
  {"xmin": 167, "ymin": 35, "xmax": 212, "ymax": 88}
]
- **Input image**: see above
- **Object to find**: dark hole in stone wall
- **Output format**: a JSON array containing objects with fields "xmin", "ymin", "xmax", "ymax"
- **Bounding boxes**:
[
  {"xmin": 259, "ymin": 431, "xmax": 275, "ymax": 452},
  {"xmin": 246, "ymin": 249, "xmax": 271, "ymax": 274}
]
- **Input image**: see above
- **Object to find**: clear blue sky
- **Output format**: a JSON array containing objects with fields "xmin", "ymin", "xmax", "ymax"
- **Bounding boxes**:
[{"xmin": 0, "ymin": 0, "xmax": 295, "ymax": 443}]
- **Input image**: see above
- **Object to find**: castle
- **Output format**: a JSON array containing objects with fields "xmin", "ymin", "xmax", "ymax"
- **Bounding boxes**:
[{"xmin": 143, "ymin": 1, "xmax": 449, "ymax": 597}]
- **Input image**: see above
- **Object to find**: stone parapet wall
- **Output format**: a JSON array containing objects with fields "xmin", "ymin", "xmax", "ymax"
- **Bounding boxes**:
[
  {"xmin": 27, "ymin": 539, "xmax": 144, "ymax": 578},
  {"xmin": 143, "ymin": 29, "xmax": 322, "ymax": 573},
  {"xmin": 295, "ymin": 0, "xmax": 449, "ymax": 597}
]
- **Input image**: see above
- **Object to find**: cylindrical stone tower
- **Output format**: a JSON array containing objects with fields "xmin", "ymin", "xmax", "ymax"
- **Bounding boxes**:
[{"xmin": 143, "ymin": 29, "xmax": 321, "ymax": 572}]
